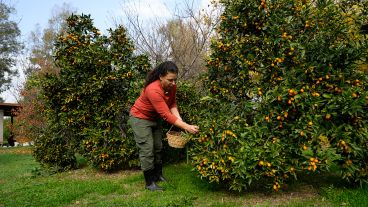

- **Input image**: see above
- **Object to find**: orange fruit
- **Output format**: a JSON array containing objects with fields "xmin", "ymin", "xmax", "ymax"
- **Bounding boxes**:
[
  {"xmin": 324, "ymin": 114, "xmax": 332, "ymax": 120},
  {"xmin": 258, "ymin": 160, "xmax": 264, "ymax": 166}
]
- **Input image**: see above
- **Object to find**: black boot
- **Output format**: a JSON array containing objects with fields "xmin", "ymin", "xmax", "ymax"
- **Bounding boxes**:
[
  {"xmin": 143, "ymin": 169, "xmax": 164, "ymax": 191},
  {"xmin": 154, "ymin": 163, "xmax": 167, "ymax": 182}
]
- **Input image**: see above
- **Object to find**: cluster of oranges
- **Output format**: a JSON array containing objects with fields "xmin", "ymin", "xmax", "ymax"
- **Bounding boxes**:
[
  {"xmin": 207, "ymin": 58, "xmax": 220, "ymax": 67},
  {"xmin": 271, "ymin": 57, "xmax": 285, "ymax": 67},
  {"xmin": 61, "ymin": 33, "xmax": 90, "ymax": 54},
  {"xmin": 82, "ymin": 140, "xmax": 102, "ymax": 155},
  {"xmin": 264, "ymin": 115, "xmax": 270, "ymax": 122},
  {"xmin": 287, "ymin": 88, "xmax": 299, "ymax": 105},
  {"xmin": 344, "ymin": 159, "xmax": 353, "ymax": 170},
  {"xmin": 346, "ymin": 79, "xmax": 362, "ymax": 87},
  {"xmin": 288, "ymin": 89, "xmax": 298, "ymax": 97},
  {"xmin": 195, "ymin": 154, "xmax": 234, "ymax": 183},
  {"xmin": 308, "ymin": 157, "xmax": 319, "ymax": 171},
  {"xmin": 100, "ymin": 153, "xmax": 109, "ymax": 159},
  {"xmin": 232, "ymin": 16, "xmax": 240, "ymax": 20},
  {"xmin": 62, "ymin": 33, "xmax": 80, "ymax": 43},
  {"xmin": 273, "ymin": 182, "xmax": 281, "ymax": 191},
  {"xmin": 198, "ymin": 134, "xmax": 210, "ymax": 143},
  {"xmin": 217, "ymin": 41, "xmax": 229, "ymax": 52},
  {"xmin": 315, "ymin": 76, "xmax": 326, "ymax": 85},
  {"xmin": 304, "ymin": 20, "xmax": 311, "ymax": 28},
  {"xmin": 220, "ymin": 15, "xmax": 228, "ymax": 21},
  {"xmin": 258, "ymin": 160, "xmax": 272, "ymax": 168},
  {"xmin": 337, "ymin": 140, "xmax": 350, "ymax": 153},
  {"xmin": 265, "ymin": 111, "xmax": 289, "ymax": 124},
  {"xmin": 259, "ymin": 160, "xmax": 281, "ymax": 182},
  {"xmin": 257, "ymin": 87, "xmax": 263, "ymax": 96},
  {"xmin": 281, "ymin": 32, "xmax": 293, "ymax": 40},
  {"xmin": 311, "ymin": 92, "xmax": 320, "ymax": 97},
  {"xmin": 122, "ymin": 71, "xmax": 133, "ymax": 79},
  {"xmin": 99, "ymin": 159, "xmax": 115, "ymax": 171},
  {"xmin": 105, "ymin": 75, "xmax": 117, "ymax": 80},
  {"xmin": 91, "ymin": 148, "xmax": 120, "ymax": 171},
  {"xmin": 221, "ymin": 130, "xmax": 238, "ymax": 140},
  {"xmin": 260, "ymin": 0, "xmax": 267, "ymax": 9}
]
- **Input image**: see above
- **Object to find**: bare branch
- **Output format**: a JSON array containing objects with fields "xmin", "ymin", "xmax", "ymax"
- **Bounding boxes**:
[{"xmin": 117, "ymin": 0, "xmax": 223, "ymax": 80}]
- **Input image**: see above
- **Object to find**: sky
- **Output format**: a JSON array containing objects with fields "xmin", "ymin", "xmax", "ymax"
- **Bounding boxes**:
[{"xmin": 2, "ymin": 0, "xmax": 211, "ymax": 102}]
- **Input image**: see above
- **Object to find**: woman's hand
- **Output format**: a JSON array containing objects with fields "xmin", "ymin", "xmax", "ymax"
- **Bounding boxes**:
[
  {"xmin": 174, "ymin": 119, "xmax": 199, "ymax": 134},
  {"xmin": 186, "ymin": 125, "xmax": 199, "ymax": 134}
]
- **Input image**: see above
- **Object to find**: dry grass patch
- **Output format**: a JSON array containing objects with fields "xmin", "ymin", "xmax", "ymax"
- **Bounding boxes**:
[
  {"xmin": 241, "ymin": 184, "xmax": 328, "ymax": 207},
  {"xmin": 56, "ymin": 166, "xmax": 141, "ymax": 182},
  {"xmin": 0, "ymin": 147, "xmax": 33, "ymax": 154}
]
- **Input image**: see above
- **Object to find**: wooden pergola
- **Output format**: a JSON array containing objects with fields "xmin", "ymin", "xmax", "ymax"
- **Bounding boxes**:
[{"xmin": 0, "ymin": 103, "xmax": 21, "ymax": 145}]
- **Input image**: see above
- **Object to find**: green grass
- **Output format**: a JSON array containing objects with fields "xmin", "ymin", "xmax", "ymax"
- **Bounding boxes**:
[
  {"xmin": 0, "ymin": 147, "xmax": 367, "ymax": 207},
  {"xmin": 320, "ymin": 184, "xmax": 368, "ymax": 207}
]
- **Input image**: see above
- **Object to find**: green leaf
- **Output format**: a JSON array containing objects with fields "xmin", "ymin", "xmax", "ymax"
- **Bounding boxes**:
[
  {"xmin": 302, "ymin": 148, "xmax": 313, "ymax": 157},
  {"xmin": 322, "ymin": 94, "xmax": 332, "ymax": 99}
]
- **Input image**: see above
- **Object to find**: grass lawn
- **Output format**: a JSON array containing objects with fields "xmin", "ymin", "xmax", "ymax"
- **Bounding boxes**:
[{"xmin": 0, "ymin": 147, "xmax": 367, "ymax": 207}]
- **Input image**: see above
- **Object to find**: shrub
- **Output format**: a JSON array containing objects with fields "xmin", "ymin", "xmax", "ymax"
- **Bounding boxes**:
[
  {"xmin": 36, "ymin": 14, "xmax": 150, "ymax": 171},
  {"xmin": 80, "ymin": 128, "xmax": 139, "ymax": 171},
  {"xmin": 33, "ymin": 123, "xmax": 77, "ymax": 171},
  {"xmin": 190, "ymin": 0, "xmax": 368, "ymax": 191}
]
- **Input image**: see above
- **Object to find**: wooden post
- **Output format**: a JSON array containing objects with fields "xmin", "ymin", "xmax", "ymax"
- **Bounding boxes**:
[
  {"xmin": 0, "ymin": 109, "xmax": 3, "ymax": 145},
  {"xmin": 186, "ymin": 145, "xmax": 189, "ymax": 164}
]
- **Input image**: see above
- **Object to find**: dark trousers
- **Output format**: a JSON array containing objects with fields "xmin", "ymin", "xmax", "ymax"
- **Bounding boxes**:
[{"xmin": 128, "ymin": 116, "xmax": 163, "ymax": 171}]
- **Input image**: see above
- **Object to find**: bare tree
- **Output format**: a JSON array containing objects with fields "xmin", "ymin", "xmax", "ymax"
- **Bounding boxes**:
[
  {"xmin": 24, "ymin": 3, "xmax": 75, "ymax": 76},
  {"xmin": 116, "ymin": 0, "xmax": 222, "ymax": 80}
]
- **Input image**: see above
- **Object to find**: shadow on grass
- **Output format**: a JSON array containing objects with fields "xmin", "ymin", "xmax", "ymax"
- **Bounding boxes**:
[{"xmin": 162, "ymin": 162, "xmax": 368, "ymax": 207}]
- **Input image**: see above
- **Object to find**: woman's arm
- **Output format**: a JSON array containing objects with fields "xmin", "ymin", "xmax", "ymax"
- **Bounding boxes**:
[
  {"xmin": 170, "ymin": 107, "xmax": 199, "ymax": 134},
  {"xmin": 170, "ymin": 107, "xmax": 182, "ymax": 121}
]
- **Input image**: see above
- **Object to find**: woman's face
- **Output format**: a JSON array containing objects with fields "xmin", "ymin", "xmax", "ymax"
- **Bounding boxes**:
[{"xmin": 160, "ymin": 72, "xmax": 177, "ymax": 92}]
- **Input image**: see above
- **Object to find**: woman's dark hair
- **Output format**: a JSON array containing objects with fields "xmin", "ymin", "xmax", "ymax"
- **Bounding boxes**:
[{"xmin": 144, "ymin": 61, "xmax": 178, "ymax": 88}]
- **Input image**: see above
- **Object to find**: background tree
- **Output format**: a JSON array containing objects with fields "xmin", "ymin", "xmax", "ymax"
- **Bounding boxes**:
[
  {"xmin": 13, "ymin": 3, "xmax": 75, "ymax": 144},
  {"xmin": 0, "ymin": 2, "xmax": 22, "ymax": 102},
  {"xmin": 120, "ymin": 0, "xmax": 222, "ymax": 80},
  {"xmin": 158, "ymin": 19, "xmax": 208, "ymax": 79}
]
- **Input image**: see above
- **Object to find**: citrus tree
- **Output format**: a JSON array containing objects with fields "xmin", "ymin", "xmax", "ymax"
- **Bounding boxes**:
[
  {"xmin": 35, "ymin": 14, "xmax": 151, "ymax": 171},
  {"xmin": 189, "ymin": 0, "xmax": 368, "ymax": 191}
]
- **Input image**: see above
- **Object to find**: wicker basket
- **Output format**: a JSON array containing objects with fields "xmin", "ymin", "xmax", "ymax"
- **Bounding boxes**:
[{"xmin": 166, "ymin": 131, "xmax": 189, "ymax": 148}]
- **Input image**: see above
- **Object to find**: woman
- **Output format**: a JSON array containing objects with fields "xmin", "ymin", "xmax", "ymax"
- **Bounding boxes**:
[{"xmin": 129, "ymin": 61, "xmax": 199, "ymax": 191}]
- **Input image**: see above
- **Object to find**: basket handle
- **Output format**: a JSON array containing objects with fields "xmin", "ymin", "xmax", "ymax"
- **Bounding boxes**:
[{"xmin": 168, "ymin": 125, "xmax": 174, "ymax": 133}]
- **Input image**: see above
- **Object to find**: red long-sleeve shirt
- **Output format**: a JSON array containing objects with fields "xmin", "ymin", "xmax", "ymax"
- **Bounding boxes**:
[{"xmin": 130, "ymin": 80, "xmax": 178, "ymax": 124}]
